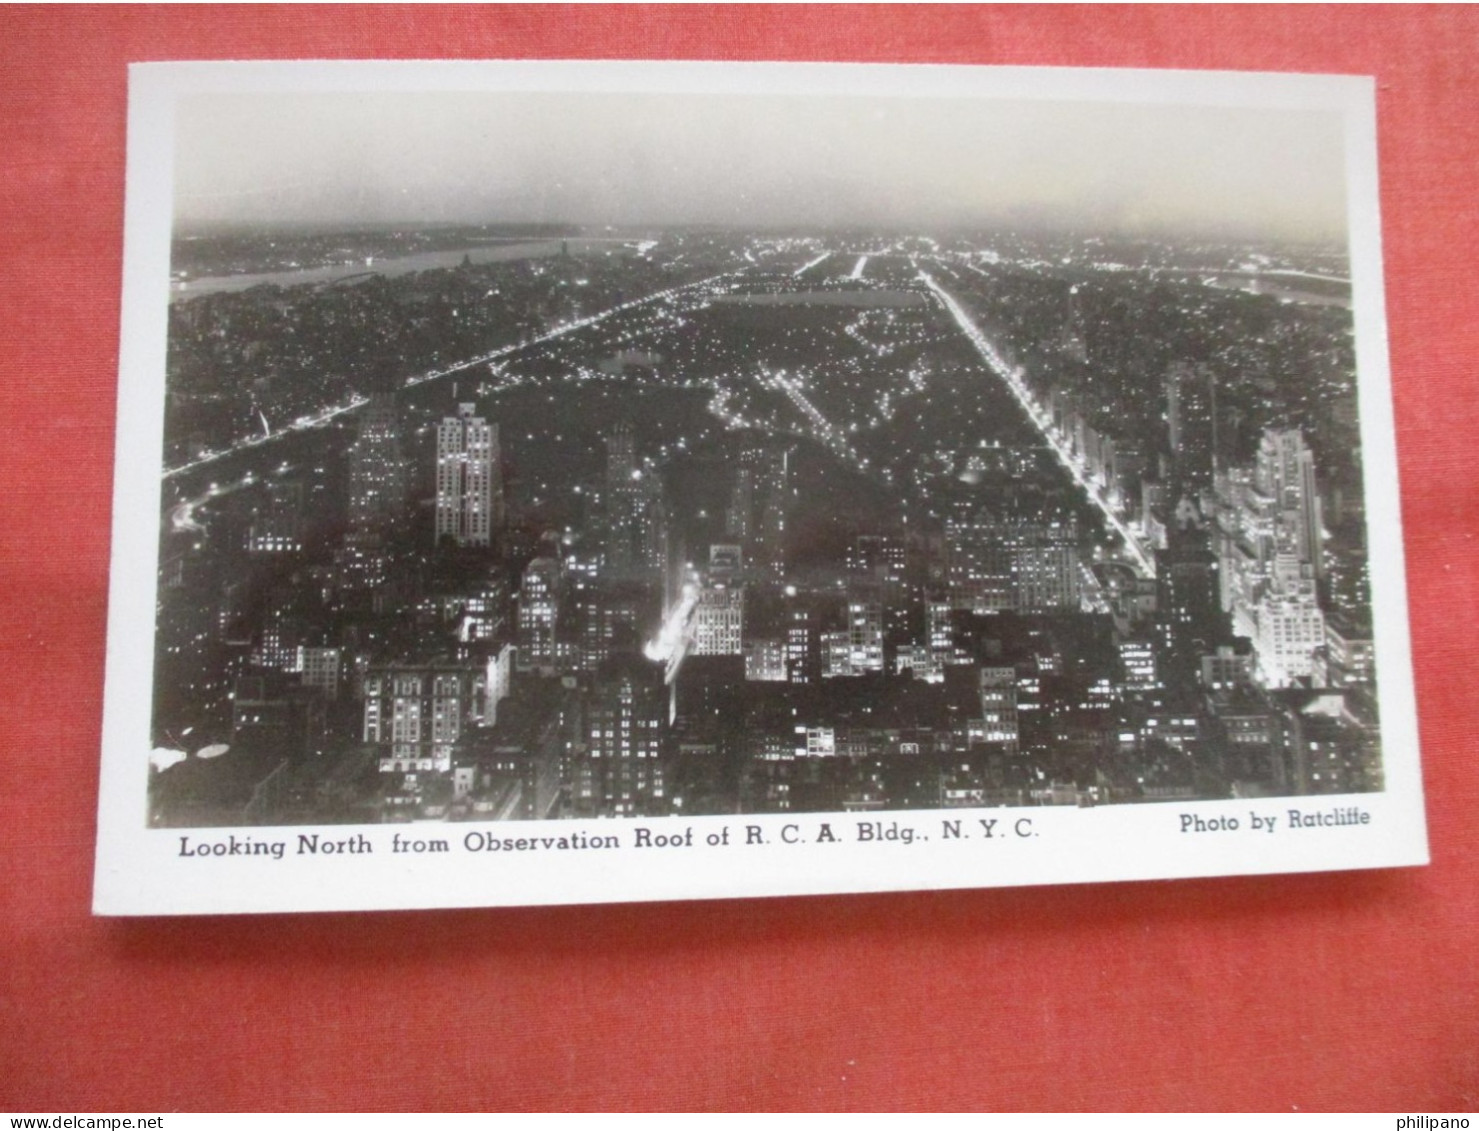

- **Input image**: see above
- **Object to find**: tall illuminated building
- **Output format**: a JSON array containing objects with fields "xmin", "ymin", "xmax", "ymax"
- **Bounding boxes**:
[
  {"xmin": 607, "ymin": 420, "xmax": 637, "ymax": 483},
  {"xmin": 338, "ymin": 396, "xmax": 407, "ymax": 591},
  {"xmin": 722, "ymin": 445, "xmax": 788, "ymax": 580},
  {"xmin": 726, "ymin": 465, "xmax": 753, "ymax": 543},
  {"xmin": 1254, "ymin": 428, "xmax": 1323, "ymax": 579},
  {"xmin": 751, "ymin": 446, "xmax": 788, "ymax": 581},
  {"xmin": 785, "ymin": 605, "xmax": 817, "ymax": 684},
  {"xmin": 1155, "ymin": 525, "xmax": 1223, "ymax": 691},
  {"xmin": 361, "ymin": 660, "xmax": 481, "ymax": 775},
  {"xmin": 1166, "ymin": 362, "xmax": 1217, "ymax": 495},
  {"xmin": 604, "ymin": 421, "xmax": 639, "ymax": 577},
  {"xmin": 571, "ymin": 658, "xmax": 667, "ymax": 818},
  {"xmin": 1214, "ymin": 428, "xmax": 1326, "ymax": 688},
  {"xmin": 517, "ymin": 557, "xmax": 560, "ymax": 673},
  {"xmin": 977, "ymin": 667, "xmax": 1019, "ymax": 753},
  {"xmin": 846, "ymin": 599, "xmax": 884, "ymax": 673},
  {"xmin": 436, "ymin": 404, "xmax": 502, "ymax": 547},
  {"xmin": 347, "ymin": 394, "xmax": 406, "ymax": 531},
  {"xmin": 693, "ymin": 583, "xmax": 743, "ymax": 656},
  {"xmin": 603, "ymin": 421, "xmax": 665, "ymax": 580}
]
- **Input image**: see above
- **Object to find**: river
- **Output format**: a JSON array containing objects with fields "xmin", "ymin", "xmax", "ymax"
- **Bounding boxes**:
[{"xmin": 169, "ymin": 238, "xmax": 649, "ymax": 302}]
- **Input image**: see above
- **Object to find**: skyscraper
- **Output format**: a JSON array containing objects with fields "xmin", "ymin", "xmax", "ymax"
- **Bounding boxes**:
[
  {"xmin": 337, "ymin": 396, "xmax": 407, "ymax": 592},
  {"xmin": 1166, "ymin": 362, "xmax": 1217, "ymax": 494},
  {"xmin": 517, "ymin": 557, "xmax": 560, "ymax": 673},
  {"xmin": 1254, "ymin": 428, "xmax": 1323, "ymax": 579},
  {"xmin": 1155, "ymin": 525, "xmax": 1223, "ymax": 691},
  {"xmin": 603, "ymin": 421, "xmax": 665, "ymax": 580},
  {"xmin": 750, "ymin": 446, "xmax": 788, "ymax": 581},
  {"xmin": 785, "ymin": 604, "xmax": 817, "ymax": 684},
  {"xmin": 977, "ymin": 667, "xmax": 1019, "ymax": 753},
  {"xmin": 720, "ymin": 445, "xmax": 788, "ymax": 580},
  {"xmin": 726, "ymin": 465, "xmax": 753, "ymax": 543},
  {"xmin": 347, "ymin": 394, "xmax": 407, "ymax": 532},
  {"xmin": 436, "ymin": 404, "xmax": 502, "ymax": 547},
  {"xmin": 1213, "ymin": 427, "xmax": 1326, "ymax": 688}
]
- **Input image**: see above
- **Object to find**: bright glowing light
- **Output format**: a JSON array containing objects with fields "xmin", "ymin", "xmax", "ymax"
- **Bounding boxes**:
[
  {"xmin": 150, "ymin": 747, "xmax": 188, "ymax": 772},
  {"xmin": 644, "ymin": 583, "xmax": 700, "ymax": 664}
]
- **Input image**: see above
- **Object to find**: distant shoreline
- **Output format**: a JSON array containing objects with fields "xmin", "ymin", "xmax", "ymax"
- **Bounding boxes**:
[{"xmin": 169, "ymin": 238, "xmax": 647, "ymax": 302}]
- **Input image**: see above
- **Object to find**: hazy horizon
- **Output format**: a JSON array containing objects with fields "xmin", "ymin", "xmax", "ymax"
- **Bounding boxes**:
[{"xmin": 174, "ymin": 89, "xmax": 1350, "ymax": 243}]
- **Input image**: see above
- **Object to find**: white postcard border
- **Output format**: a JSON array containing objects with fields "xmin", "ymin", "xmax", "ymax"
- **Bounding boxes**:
[{"xmin": 96, "ymin": 60, "xmax": 1428, "ymax": 916}]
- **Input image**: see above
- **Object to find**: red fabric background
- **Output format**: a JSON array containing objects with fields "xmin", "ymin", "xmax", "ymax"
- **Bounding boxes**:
[{"xmin": 1, "ymin": 4, "xmax": 1476, "ymax": 1113}]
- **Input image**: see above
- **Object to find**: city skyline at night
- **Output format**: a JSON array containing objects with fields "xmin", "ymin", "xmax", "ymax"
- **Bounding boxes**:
[{"xmin": 149, "ymin": 211, "xmax": 1382, "ymax": 826}]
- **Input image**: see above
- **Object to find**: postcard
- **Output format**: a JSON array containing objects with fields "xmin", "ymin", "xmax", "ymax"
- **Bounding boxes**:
[{"xmin": 94, "ymin": 60, "xmax": 1427, "ymax": 914}]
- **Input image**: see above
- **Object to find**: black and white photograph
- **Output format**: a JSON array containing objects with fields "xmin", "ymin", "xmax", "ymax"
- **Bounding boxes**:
[{"xmin": 95, "ymin": 62, "xmax": 1426, "ymax": 914}]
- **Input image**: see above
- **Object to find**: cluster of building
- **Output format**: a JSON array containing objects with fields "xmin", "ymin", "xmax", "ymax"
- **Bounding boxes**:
[{"xmin": 151, "ymin": 257, "xmax": 1384, "ymax": 826}]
